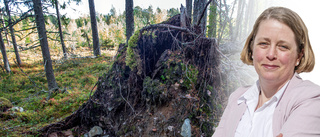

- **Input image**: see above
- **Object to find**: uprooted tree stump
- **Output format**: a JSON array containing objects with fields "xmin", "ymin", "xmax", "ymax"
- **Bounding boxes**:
[{"xmin": 39, "ymin": 13, "xmax": 223, "ymax": 137}]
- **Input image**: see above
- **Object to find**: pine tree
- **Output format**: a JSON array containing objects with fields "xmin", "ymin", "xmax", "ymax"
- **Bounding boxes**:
[
  {"xmin": 54, "ymin": 0, "xmax": 67, "ymax": 58},
  {"xmin": 88, "ymin": 0, "xmax": 100, "ymax": 56},
  {"xmin": 125, "ymin": 0, "xmax": 134, "ymax": 43},
  {"xmin": 32, "ymin": 0, "xmax": 58, "ymax": 91},
  {"xmin": 4, "ymin": 0, "xmax": 22, "ymax": 66}
]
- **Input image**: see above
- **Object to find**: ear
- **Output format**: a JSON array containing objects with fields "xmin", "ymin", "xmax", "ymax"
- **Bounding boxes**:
[{"xmin": 296, "ymin": 48, "xmax": 304, "ymax": 66}]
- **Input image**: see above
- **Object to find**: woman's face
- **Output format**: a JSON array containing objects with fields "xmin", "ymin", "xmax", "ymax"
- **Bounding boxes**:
[{"xmin": 252, "ymin": 19, "xmax": 301, "ymax": 84}]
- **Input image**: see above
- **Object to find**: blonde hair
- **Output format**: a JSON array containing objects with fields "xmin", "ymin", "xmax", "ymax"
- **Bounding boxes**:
[{"xmin": 240, "ymin": 7, "xmax": 315, "ymax": 73}]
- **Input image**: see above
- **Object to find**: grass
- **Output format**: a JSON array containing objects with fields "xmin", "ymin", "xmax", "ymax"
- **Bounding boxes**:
[{"xmin": 0, "ymin": 56, "xmax": 114, "ymax": 136}]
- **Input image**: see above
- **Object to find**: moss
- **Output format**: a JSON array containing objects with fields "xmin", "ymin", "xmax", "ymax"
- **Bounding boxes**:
[
  {"xmin": 16, "ymin": 112, "xmax": 32, "ymax": 123},
  {"xmin": 142, "ymin": 31, "xmax": 150, "ymax": 36},
  {"xmin": 200, "ymin": 121, "xmax": 214, "ymax": 136},
  {"xmin": 125, "ymin": 30, "xmax": 142, "ymax": 74},
  {"xmin": 206, "ymin": 85, "xmax": 213, "ymax": 92},
  {"xmin": 142, "ymin": 77, "xmax": 167, "ymax": 105},
  {"xmin": 131, "ymin": 125, "xmax": 136, "ymax": 131},
  {"xmin": 142, "ymin": 31, "xmax": 157, "ymax": 39},
  {"xmin": 152, "ymin": 31, "xmax": 157, "ymax": 39},
  {"xmin": 116, "ymin": 53, "xmax": 122, "ymax": 59},
  {"xmin": 159, "ymin": 61, "xmax": 183, "ymax": 86},
  {"xmin": 0, "ymin": 55, "xmax": 114, "ymax": 135},
  {"xmin": 0, "ymin": 112, "xmax": 16, "ymax": 120},
  {"xmin": 181, "ymin": 63, "xmax": 198, "ymax": 89},
  {"xmin": 0, "ymin": 97, "xmax": 13, "ymax": 112}
]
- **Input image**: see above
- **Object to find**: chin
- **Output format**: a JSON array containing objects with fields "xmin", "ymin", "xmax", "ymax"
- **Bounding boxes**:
[{"xmin": 259, "ymin": 73, "xmax": 281, "ymax": 81}]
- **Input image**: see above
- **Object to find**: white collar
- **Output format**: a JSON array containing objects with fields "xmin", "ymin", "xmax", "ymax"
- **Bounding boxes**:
[{"xmin": 237, "ymin": 80, "xmax": 289, "ymax": 105}]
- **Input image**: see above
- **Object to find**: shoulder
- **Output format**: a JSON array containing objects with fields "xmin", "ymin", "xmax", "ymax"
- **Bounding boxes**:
[
  {"xmin": 287, "ymin": 80, "xmax": 320, "ymax": 99},
  {"xmin": 282, "ymin": 73, "xmax": 320, "ymax": 101},
  {"xmin": 277, "ymin": 80, "xmax": 320, "ymax": 136},
  {"xmin": 280, "ymin": 79, "xmax": 320, "ymax": 109},
  {"xmin": 295, "ymin": 80, "xmax": 320, "ymax": 90}
]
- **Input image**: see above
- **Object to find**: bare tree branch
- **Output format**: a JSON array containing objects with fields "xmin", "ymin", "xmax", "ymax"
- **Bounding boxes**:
[{"xmin": 140, "ymin": 24, "xmax": 193, "ymax": 34}]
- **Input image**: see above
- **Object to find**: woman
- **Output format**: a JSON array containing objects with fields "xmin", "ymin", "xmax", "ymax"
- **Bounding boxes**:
[{"xmin": 213, "ymin": 7, "xmax": 320, "ymax": 137}]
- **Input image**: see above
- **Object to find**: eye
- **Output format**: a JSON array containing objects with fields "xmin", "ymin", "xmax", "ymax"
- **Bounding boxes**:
[
  {"xmin": 279, "ymin": 45, "xmax": 289, "ymax": 50},
  {"xmin": 258, "ymin": 42, "xmax": 268, "ymax": 45},
  {"xmin": 257, "ymin": 42, "xmax": 269, "ymax": 48}
]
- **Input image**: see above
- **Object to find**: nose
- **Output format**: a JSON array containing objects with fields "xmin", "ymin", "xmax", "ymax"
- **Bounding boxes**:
[{"xmin": 266, "ymin": 46, "xmax": 277, "ymax": 60}]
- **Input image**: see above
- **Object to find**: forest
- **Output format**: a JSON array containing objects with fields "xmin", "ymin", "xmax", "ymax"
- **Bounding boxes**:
[{"xmin": 0, "ymin": 0, "xmax": 270, "ymax": 136}]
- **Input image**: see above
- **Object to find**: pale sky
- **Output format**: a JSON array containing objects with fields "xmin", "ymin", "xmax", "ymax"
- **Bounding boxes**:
[
  {"xmin": 61, "ymin": 0, "xmax": 320, "ymax": 85},
  {"xmin": 62, "ymin": 0, "xmax": 185, "ymax": 18}
]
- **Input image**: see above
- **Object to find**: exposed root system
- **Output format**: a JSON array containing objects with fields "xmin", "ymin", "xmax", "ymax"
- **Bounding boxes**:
[{"xmin": 39, "ymin": 13, "xmax": 222, "ymax": 137}]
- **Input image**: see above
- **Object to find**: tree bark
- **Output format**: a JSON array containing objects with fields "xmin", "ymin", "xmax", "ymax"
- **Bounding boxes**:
[
  {"xmin": 199, "ymin": 0, "xmax": 208, "ymax": 34},
  {"xmin": 208, "ymin": 0, "xmax": 217, "ymax": 38},
  {"xmin": 125, "ymin": 0, "xmax": 134, "ymax": 43},
  {"xmin": 193, "ymin": 0, "xmax": 200, "ymax": 25},
  {"xmin": 193, "ymin": 0, "xmax": 208, "ymax": 34},
  {"xmin": 32, "ymin": 0, "xmax": 58, "ymax": 91},
  {"xmin": 88, "ymin": 0, "xmax": 100, "ymax": 56},
  {"xmin": 0, "ymin": 10, "xmax": 10, "ymax": 48},
  {"xmin": 4, "ymin": 0, "xmax": 22, "ymax": 66},
  {"xmin": 186, "ymin": 0, "xmax": 192, "ymax": 18},
  {"xmin": 180, "ymin": 6, "xmax": 187, "ymax": 28},
  {"xmin": 55, "ymin": 0, "xmax": 67, "ymax": 58},
  {"xmin": 0, "ymin": 32, "xmax": 11, "ymax": 73}
]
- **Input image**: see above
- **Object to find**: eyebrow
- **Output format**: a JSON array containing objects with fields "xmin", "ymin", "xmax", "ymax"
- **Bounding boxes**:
[
  {"xmin": 255, "ymin": 37, "xmax": 270, "ymax": 42},
  {"xmin": 255, "ymin": 37, "xmax": 289, "ymax": 44},
  {"xmin": 278, "ymin": 39, "xmax": 291, "ymax": 44}
]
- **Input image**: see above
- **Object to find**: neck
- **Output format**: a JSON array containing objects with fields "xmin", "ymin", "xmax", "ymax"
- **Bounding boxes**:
[
  {"xmin": 259, "ymin": 73, "xmax": 293, "ymax": 98},
  {"xmin": 259, "ymin": 81, "xmax": 284, "ymax": 98},
  {"xmin": 255, "ymin": 82, "xmax": 286, "ymax": 111},
  {"xmin": 255, "ymin": 75, "xmax": 292, "ymax": 111}
]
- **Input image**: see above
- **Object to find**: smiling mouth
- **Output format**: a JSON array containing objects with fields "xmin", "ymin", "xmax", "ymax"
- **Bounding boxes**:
[{"xmin": 262, "ymin": 64, "xmax": 279, "ymax": 70}]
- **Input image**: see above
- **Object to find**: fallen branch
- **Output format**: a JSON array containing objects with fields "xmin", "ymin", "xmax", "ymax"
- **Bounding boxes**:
[{"xmin": 140, "ymin": 24, "xmax": 194, "ymax": 35}]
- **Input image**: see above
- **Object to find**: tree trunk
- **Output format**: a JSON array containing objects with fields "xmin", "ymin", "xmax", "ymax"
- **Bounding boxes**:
[
  {"xmin": 208, "ymin": 0, "xmax": 217, "ymax": 38},
  {"xmin": 4, "ymin": 0, "xmax": 22, "ymax": 66},
  {"xmin": 199, "ymin": 0, "xmax": 208, "ymax": 34},
  {"xmin": 125, "ymin": 0, "xmax": 134, "ymax": 43},
  {"xmin": 186, "ymin": 0, "xmax": 192, "ymax": 18},
  {"xmin": 0, "ymin": 10, "xmax": 10, "ymax": 48},
  {"xmin": 0, "ymin": 32, "xmax": 11, "ymax": 73},
  {"xmin": 193, "ymin": 0, "xmax": 208, "ymax": 34},
  {"xmin": 55, "ymin": 0, "xmax": 67, "ymax": 58},
  {"xmin": 32, "ymin": 0, "xmax": 58, "ymax": 91},
  {"xmin": 88, "ymin": 0, "xmax": 100, "ymax": 56},
  {"xmin": 192, "ymin": 0, "xmax": 200, "ymax": 25},
  {"xmin": 233, "ymin": 0, "xmax": 245, "ymax": 41},
  {"xmin": 0, "ymin": 11, "xmax": 9, "ymax": 73}
]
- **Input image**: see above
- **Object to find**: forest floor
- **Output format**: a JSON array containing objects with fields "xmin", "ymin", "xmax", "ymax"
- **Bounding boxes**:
[{"xmin": 0, "ymin": 47, "xmax": 116, "ymax": 136}]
